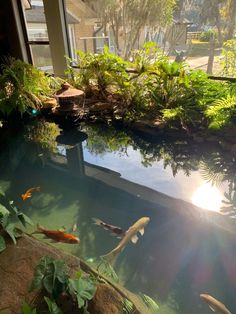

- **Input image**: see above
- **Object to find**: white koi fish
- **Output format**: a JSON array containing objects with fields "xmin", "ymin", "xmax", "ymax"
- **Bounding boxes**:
[
  {"xmin": 102, "ymin": 217, "xmax": 150, "ymax": 264},
  {"xmin": 200, "ymin": 294, "xmax": 231, "ymax": 314}
]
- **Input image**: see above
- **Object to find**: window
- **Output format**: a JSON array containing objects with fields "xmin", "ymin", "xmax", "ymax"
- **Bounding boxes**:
[{"xmin": 21, "ymin": 0, "xmax": 53, "ymax": 73}]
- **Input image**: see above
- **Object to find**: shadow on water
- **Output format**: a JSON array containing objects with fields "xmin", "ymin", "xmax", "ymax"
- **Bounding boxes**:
[{"xmin": 1, "ymin": 120, "xmax": 236, "ymax": 313}]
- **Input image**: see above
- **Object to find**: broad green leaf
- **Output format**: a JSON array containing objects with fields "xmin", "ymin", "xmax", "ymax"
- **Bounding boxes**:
[
  {"xmin": 68, "ymin": 277, "xmax": 96, "ymax": 309},
  {"xmin": 44, "ymin": 297, "xmax": 63, "ymax": 314},
  {"xmin": 0, "ymin": 235, "xmax": 6, "ymax": 252},
  {"xmin": 43, "ymin": 274, "xmax": 54, "ymax": 294},
  {"xmin": 5, "ymin": 222, "xmax": 17, "ymax": 244},
  {"xmin": 22, "ymin": 302, "xmax": 36, "ymax": 314},
  {"xmin": 0, "ymin": 203, "xmax": 10, "ymax": 216},
  {"xmin": 0, "ymin": 187, "xmax": 5, "ymax": 196},
  {"xmin": 17, "ymin": 213, "xmax": 34, "ymax": 227},
  {"xmin": 30, "ymin": 258, "xmax": 49, "ymax": 291},
  {"xmin": 53, "ymin": 259, "xmax": 68, "ymax": 284}
]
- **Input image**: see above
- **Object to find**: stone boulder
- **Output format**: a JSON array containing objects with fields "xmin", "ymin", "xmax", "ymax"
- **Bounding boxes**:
[{"xmin": 0, "ymin": 234, "xmax": 145, "ymax": 314}]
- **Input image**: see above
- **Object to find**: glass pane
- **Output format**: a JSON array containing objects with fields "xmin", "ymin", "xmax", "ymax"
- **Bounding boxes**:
[
  {"xmin": 30, "ymin": 44, "xmax": 53, "ymax": 73},
  {"xmin": 65, "ymin": 0, "xmax": 112, "ymax": 60},
  {"xmin": 24, "ymin": 0, "xmax": 49, "ymax": 42},
  {"xmin": 63, "ymin": 0, "xmax": 236, "ymax": 77}
]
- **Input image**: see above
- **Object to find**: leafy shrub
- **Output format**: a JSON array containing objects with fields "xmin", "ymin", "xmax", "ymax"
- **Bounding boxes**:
[
  {"xmin": 205, "ymin": 95, "xmax": 236, "ymax": 128},
  {"xmin": 67, "ymin": 46, "xmax": 131, "ymax": 101},
  {"xmin": 31, "ymin": 256, "xmax": 97, "ymax": 313},
  {"xmin": 200, "ymin": 29, "xmax": 216, "ymax": 42},
  {"xmin": 219, "ymin": 39, "xmax": 236, "ymax": 77},
  {"xmin": 0, "ymin": 187, "xmax": 33, "ymax": 252},
  {"xmin": 0, "ymin": 58, "xmax": 51, "ymax": 115}
]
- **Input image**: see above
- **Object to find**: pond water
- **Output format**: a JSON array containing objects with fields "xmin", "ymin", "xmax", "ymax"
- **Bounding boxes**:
[{"xmin": 1, "ymin": 119, "xmax": 236, "ymax": 314}]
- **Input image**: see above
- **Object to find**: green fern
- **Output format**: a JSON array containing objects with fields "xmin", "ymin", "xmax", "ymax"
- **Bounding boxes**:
[{"xmin": 205, "ymin": 95, "xmax": 236, "ymax": 129}]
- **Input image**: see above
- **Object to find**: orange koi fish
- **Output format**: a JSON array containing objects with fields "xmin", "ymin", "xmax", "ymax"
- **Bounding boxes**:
[
  {"xmin": 200, "ymin": 294, "xmax": 231, "ymax": 314},
  {"xmin": 21, "ymin": 187, "xmax": 40, "ymax": 201},
  {"xmin": 33, "ymin": 224, "xmax": 80, "ymax": 244}
]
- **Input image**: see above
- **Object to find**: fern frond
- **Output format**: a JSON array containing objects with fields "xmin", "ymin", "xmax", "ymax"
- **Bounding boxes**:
[{"xmin": 206, "ymin": 95, "xmax": 236, "ymax": 129}]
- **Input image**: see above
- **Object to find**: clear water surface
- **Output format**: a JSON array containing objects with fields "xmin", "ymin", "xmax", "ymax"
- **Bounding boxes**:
[{"xmin": 1, "ymin": 119, "xmax": 236, "ymax": 314}]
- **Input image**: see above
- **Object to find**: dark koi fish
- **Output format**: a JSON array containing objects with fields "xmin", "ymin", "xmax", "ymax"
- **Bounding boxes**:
[
  {"xmin": 33, "ymin": 224, "xmax": 80, "ymax": 244},
  {"xmin": 92, "ymin": 218, "xmax": 124, "ymax": 238},
  {"xmin": 21, "ymin": 187, "xmax": 40, "ymax": 201},
  {"xmin": 200, "ymin": 294, "xmax": 231, "ymax": 314}
]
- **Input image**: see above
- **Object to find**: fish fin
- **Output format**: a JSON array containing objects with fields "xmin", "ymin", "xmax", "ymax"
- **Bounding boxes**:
[
  {"xmin": 72, "ymin": 223, "xmax": 77, "ymax": 232},
  {"xmin": 92, "ymin": 217, "xmax": 103, "ymax": 226},
  {"xmin": 101, "ymin": 251, "xmax": 117, "ymax": 265},
  {"xmin": 131, "ymin": 234, "xmax": 139, "ymax": 244},
  {"xmin": 35, "ymin": 187, "xmax": 40, "ymax": 192},
  {"xmin": 209, "ymin": 305, "xmax": 216, "ymax": 312},
  {"xmin": 139, "ymin": 228, "xmax": 145, "ymax": 236}
]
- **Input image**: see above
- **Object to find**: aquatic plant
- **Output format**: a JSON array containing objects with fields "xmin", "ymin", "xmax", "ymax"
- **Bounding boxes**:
[
  {"xmin": 44, "ymin": 297, "xmax": 63, "ymax": 314},
  {"xmin": 30, "ymin": 256, "xmax": 97, "ymax": 313},
  {"xmin": 22, "ymin": 302, "xmax": 37, "ymax": 314},
  {"xmin": 25, "ymin": 120, "xmax": 61, "ymax": 157},
  {"xmin": 0, "ymin": 58, "xmax": 51, "ymax": 115},
  {"xmin": 139, "ymin": 293, "xmax": 159, "ymax": 313},
  {"xmin": 0, "ymin": 187, "xmax": 33, "ymax": 252}
]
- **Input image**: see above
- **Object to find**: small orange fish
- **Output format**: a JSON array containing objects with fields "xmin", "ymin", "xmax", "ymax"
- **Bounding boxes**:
[
  {"xmin": 21, "ymin": 187, "xmax": 40, "ymax": 201},
  {"xmin": 33, "ymin": 224, "xmax": 80, "ymax": 244}
]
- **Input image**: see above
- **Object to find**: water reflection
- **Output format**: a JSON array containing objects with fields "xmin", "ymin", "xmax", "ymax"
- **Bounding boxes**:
[
  {"xmin": 192, "ymin": 183, "xmax": 223, "ymax": 212},
  {"xmin": 1, "ymin": 120, "xmax": 236, "ymax": 313}
]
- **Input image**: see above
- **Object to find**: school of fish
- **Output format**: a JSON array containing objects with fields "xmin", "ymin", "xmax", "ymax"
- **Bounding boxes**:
[{"xmin": 21, "ymin": 185, "xmax": 234, "ymax": 313}]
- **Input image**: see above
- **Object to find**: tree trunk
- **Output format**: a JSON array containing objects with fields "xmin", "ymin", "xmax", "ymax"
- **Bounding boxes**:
[
  {"xmin": 226, "ymin": 0, "xmax": 236, "ymax": 40},
  {"xmin": 175, "ymin": 0, "xmax": 185, "ymax": 20},
  {"xmin": 207, "ymin": 34, "xmax": 215, "ymax": 74},
  {"xmin": 215, "ymin": 14, "xmax": 223, "ymax": 46}
]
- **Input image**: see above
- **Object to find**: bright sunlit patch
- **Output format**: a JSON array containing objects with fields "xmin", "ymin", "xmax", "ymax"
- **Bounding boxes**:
[{"xmin": 191, "ymin": 182, "xmax": 223, "ymax": 212}]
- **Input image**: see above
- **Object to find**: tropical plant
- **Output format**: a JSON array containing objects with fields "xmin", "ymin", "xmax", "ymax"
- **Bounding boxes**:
[
  {"xmin": 30, "ymin": 256, "xmax": 69, "ymax": 299},
  {"xmin": 200, "ymin": 29, "xmax": 217, "ymax": 42},
  {"xmin": 68, "ymin": 271, "xmax": 97, "ymax": 312},
  {"xmin": 25, "ymin": 120, "xmax": 61, "ymax": 156},
  {"xmin": 22, "ymin": 302, "xmax": 37, "ymax": 314},
  {"xmin": 205, "ymin": 95, "xmax": 236, "ymax": 128},
  {"xmin": 44, "ymin": 297, "xmax": 63, "ymax": 314},
  {"xmin": 68, "ymin": 47, "xmax": 131, "ymax": 101},
  {"xmin": 30, "ymin": 256, "xmax": 97, "ymax": 313},
  {"xmin": 0, "ymin": 187, "xmax": 33, "ymax": 253},
  {"xmin": 0, "ymin": 58, "xmax": 51, "ymax": 115},
  {"xmin": 219, "ymin": 39, "xmax": 236, "ymax": 77}
]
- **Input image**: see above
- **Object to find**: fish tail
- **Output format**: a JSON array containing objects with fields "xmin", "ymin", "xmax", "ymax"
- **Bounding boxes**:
[
  {"xmin": 35, "ymin": 187, "xmax": 40, "ymax": 192},
  {"xmin": 101, "ymin": 250, "xmax": 117, "ymax": 265},
  {"xmin": 92, "ymin": 217, "xmax": 104, "ymax": 226}
]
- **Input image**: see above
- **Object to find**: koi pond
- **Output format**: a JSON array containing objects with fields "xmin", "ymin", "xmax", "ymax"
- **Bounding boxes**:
[{"xmin": 1, "ymin": 119, "xmax": 236, "ymax": 314}]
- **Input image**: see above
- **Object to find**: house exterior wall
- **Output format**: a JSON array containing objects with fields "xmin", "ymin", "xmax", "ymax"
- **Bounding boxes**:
[{"xmin": 66, "ymin": 0, "xmax": 98, "ymax": 53}]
